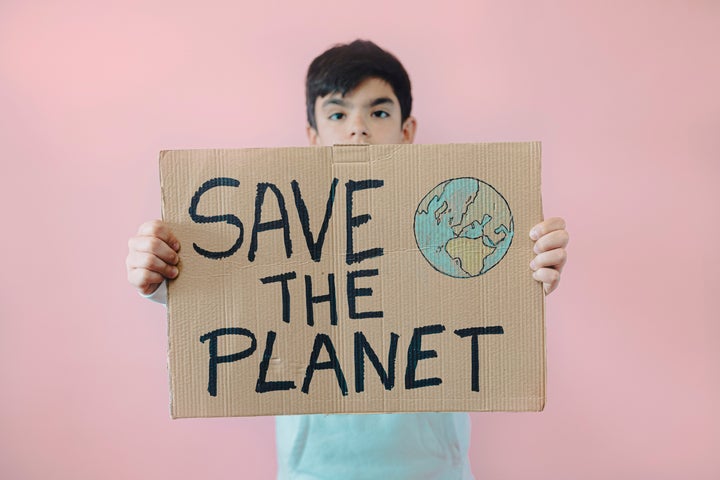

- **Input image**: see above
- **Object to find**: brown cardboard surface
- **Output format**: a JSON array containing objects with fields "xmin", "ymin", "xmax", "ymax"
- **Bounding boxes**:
[{"xmin": 160, "ymin": 142, "xmax": 545, "ymax": 418}]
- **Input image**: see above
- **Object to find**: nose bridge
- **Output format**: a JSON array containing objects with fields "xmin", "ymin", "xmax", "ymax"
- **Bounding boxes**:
[{"xmin": 348, "ymin": 110, "xmax": 368, "ymax": 136}]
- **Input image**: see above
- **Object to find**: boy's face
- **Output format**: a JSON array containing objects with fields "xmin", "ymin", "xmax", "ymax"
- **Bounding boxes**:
[{"xmin": 307, "ymin": 77, "xmax": 416, "ymax": 146}]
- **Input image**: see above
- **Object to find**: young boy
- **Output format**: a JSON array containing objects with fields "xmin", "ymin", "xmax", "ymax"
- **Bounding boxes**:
[{"xmin": 126, "ymin": 40, "xmax": 569, "ymax": 479}]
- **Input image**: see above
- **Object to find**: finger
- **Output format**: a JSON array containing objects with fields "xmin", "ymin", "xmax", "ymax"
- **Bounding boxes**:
[
  {"xmin": 128, "ymin": 234, "xmax": 179, "ymax": 266},
  {"xmin": 533, "ymin": 229, "xmax": 569, "ymax": 254},
  {"xmin": 136, "ymin": 220, "xmax": 180, "ymax": 251},
  {"xmin": 532, "ymin": 267, "xmax": 561, "ymax": 295},
  {"xmin": 127, "ymin": 267, "xmax": 165, "ymax": 294},
  {"xmin": 530, "ymin": 248, "xmax": 567, "ymax": 273},
  {"xmin": 529, "ymin": 217, "xmax": 566, "ymax": 240},
  {"xmin": 126, "ymin": 250, "xmax": 179, "ymax": 279}
]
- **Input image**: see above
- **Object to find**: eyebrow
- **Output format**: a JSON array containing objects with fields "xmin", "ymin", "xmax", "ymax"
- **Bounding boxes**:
[
  {"xmin": 320, "ymin": 97, "xmax": 396, "ymax": 109},
  {"xmin": 322, "ymin": 98, "xmax": 347, "ymax": 108},
  {"xmin": 369, "ymin": 97, "xmax": 395, "ymax": 107}
]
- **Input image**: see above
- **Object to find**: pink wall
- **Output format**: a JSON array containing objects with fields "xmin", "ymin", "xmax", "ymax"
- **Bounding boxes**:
[{"xmin": 1, "ymin": 1, "xmax": 718, "ymax": 478}]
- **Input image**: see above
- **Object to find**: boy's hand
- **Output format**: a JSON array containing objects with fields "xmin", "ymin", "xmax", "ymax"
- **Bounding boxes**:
[
  {"xmin": 126, "ymin": 220, "xmax": 180, "ymax": 295},
  {"xmin": 529, "ymin": 217, "xmax": 569, "ymax": 295}
]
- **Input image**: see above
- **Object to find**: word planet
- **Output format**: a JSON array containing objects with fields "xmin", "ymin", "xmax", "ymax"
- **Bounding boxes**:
[{"xmin": 414, "ymin": 177, "xmax": 514, "ymax": 278}]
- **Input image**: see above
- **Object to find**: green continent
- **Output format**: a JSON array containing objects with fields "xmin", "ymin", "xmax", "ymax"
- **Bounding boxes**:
[{"xmin": 445, "ymin": 237, "xmax": 496, "ymax": 276}]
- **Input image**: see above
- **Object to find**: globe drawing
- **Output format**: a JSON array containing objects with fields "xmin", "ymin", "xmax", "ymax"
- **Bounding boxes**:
[{"xmin": 414, "ymin": 178, "xmax": 514, "ymax": 278}]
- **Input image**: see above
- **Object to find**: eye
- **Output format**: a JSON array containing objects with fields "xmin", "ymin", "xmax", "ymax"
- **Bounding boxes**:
[
  {"xmin": 329, "ymin": 112, "xmax": 345, "ymax": 120},
  {"xmin": 372, "ymin": 110, "xmax": 390, "ymax": 119}
]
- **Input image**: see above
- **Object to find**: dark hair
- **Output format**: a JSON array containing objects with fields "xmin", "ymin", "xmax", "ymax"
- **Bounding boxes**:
[{"xmin": 305, "ymin": 39, "xmax": 412, "ymax": 130}]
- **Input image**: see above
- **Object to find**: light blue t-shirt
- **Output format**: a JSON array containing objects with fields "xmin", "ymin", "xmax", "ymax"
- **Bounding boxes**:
[{"xmin": 276, "ymin": 412, "xmax": 474, "ymax": 480}]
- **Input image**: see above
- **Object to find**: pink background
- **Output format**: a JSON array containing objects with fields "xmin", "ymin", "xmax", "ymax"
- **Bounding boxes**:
[{"xmin": 1, "ymin": 1, "xmax": 718, "ymax": 478}]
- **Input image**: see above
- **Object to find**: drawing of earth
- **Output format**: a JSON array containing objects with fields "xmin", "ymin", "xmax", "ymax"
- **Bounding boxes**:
[{"xmin": 414, "ymin": 178, "xmax": 514, "ymax": 278}]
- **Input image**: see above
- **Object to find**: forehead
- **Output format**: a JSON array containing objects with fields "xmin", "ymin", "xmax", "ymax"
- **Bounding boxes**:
[{"xmin": 317, "ymin": 77, "xmax": 398, "ymax": 107}]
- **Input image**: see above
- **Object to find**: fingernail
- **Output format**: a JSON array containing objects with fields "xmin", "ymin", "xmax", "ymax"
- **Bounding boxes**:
[
  {"xmin": 530, "ymin": 260, "xmax": 536, "ymax": 270},
  {"xmin": 170, "ymin": 267, "xmax": 179, "ymax": 278},
  {"xmin": 529, "ymin": 229, "xmax": 539, "ymax": 240},
  {"xmin": 172, "ymin": 242, "xmax": 180, "ymax": 251}
]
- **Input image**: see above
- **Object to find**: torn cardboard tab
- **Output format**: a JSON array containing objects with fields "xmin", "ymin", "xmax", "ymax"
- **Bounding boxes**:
[{"xmin": 160, "ymin": 142, "xmax": 545, "ymax": 418}]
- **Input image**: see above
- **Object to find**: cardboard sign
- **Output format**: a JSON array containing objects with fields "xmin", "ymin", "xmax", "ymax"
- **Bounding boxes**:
[{"xmin": 161, "ymin": 142, "xmax": 545, "ymax": 418}]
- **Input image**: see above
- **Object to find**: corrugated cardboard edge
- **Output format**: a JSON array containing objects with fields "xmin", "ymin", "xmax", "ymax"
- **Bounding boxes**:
[
  {"xmin": 158, "ymin": 150, "xmax": 174, "ymax": 417},
  {"xmin": 538, "ymin": 141, "xmax": 547, "ymax": 412}
]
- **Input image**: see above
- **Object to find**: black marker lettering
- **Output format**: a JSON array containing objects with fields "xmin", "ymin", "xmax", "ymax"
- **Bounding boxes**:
[
  {"xmin": 354, "ymin": 331, "xmax": 398, "ymax": 393},
  {"xmin": 256, "ymin": 331, "xmax": 296, "ymax": 393},
  {"xmin": 454, "ymin": 326, "xmax": 504, "ymax": 392},
  {"xmin": 292, "ymin": 178, "xmax": 338, "ymax": 262},
  {"xmin": 249, "ymin": 182, "xmax": 292, "ymax": 262},
  {"xmin": 260, "ymin": 271, "xmax": 297, "ymax": 324},
  {"xmin": 405, "ymin": 324, "xmax": 445, "ymax": 390},
  {"xmin": 199, "ymin": 327, "xmax": 257, "ymax": 397},
  {"xmin": 301, "ymin": 333, "xmax": 348, "ymax": 396},
  {"xmin": 188, "ymin": 177, "xmax": 243, "ymax": 259},
  {"xmin": 345, "ymin": 179, "xmax": 384, "ymax": 265},
  {"xmin": 347, "ymin": 269, "xmax": 383, "ymax": 319},
  {"xmin": 304, "ymin": 273, "xmax": 337, "ymax": 326}
]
